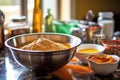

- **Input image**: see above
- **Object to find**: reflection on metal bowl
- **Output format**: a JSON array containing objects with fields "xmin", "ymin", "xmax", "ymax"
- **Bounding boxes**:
[{"xmin": 5, "ymin": 33, "xmax": 81, "ymax": 75}]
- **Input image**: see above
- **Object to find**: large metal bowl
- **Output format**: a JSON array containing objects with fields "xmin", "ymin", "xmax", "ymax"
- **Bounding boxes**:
[{"xmin": 5, "ymin": 33, "xmax": 81, "ymax": 74}]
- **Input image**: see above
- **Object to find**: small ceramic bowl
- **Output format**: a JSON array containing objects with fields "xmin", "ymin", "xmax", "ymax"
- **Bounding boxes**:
[
  {"xmin": 76, "ymin": 44, "xmax": 105, "ymax": 63},
  {"xmin": 86, "ymin": 54, "xmax": 119, "ymax": 75},
  {"xmin": 102, "ymin": 40, "xmax": 120, "ymax": 48},
  {"xmin": 102, "ymin": 40, "xmax": 120, "ymax": 57}
]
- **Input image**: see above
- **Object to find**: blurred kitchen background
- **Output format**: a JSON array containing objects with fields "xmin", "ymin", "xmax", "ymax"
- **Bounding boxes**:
[{"xmin": 0, "ymin": 0, "xmax": 120, "ymax": 35}]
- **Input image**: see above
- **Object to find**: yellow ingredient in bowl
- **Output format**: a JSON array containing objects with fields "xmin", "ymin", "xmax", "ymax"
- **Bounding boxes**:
[{"xmin": 78, "ymin": 49, "xmax": 99, "ymax": 54}]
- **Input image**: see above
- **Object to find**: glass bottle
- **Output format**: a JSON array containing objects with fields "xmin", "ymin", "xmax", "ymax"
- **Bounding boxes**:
[
  {"xmin": 45, "ymin": 9, "xmax": 54, "ymax": 32},
  {"xmin": 32, "ymin": 0, "xmax": 42, "ymax": 33},
  {"xmin": 97, "ymin": 12, "xmax": 114, "ymax": 39}
]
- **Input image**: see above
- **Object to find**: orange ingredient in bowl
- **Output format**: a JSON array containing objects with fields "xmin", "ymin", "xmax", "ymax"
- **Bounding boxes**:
[
  {"xmin": 78, "ymin": 49, "xmax": 99, "ymax": 54},
  {"xmin": 88, "ymin": 54, "xmax": 116, "ymax": 63}
]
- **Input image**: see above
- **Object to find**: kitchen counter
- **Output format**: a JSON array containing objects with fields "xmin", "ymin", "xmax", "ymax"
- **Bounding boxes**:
[{"xmin": 0, "ymin": 51, "xmax": 120, "ymax": 80}]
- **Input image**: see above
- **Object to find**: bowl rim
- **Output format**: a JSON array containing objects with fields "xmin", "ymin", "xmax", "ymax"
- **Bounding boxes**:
[
  {"xmin": 102, "ymin": 40, "xmax": 120, "ymax": 47},
  {"xmin": 5, "ymin": 33, "xmax": 82, "ymax": 53},
  {"xmin": 77, "ymin": 43, "xmax": 105, "ymax": 54}
]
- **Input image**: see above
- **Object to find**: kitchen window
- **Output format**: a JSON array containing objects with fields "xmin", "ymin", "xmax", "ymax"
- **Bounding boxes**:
[
  {"xmin": 0, "ymin": 0, "xmax": 21, "ymax": 24},
  {"xmin": 0, "ymin": 0, "xmax": 72, "ymax": 25}
]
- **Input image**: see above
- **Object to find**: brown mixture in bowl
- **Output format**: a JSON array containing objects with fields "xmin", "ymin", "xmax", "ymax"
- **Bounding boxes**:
[{"xmin": 20, "ymin": 38, "xmax": 69, "ymax": 51}]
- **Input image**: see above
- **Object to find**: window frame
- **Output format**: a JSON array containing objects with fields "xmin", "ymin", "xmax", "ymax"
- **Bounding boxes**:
[
  {"xmin": 20, "ymin": 0, "xmax": 27, "ymax": 18},
  {"xmin": 4, "ymin": 0, "xmax": 72, "ymax": 22}
]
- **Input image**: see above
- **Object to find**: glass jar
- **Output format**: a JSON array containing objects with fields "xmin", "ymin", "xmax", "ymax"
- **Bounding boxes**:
[
  {"xmin": 93, "ymin": 34, "xmax": 107, "ymax": 44},
  {"xmin": 97, "ymin": 12, "xmax": 114, "ymax": 39},
  {"xmin": 4, "ymin": 16, "xmax": 30, "ymax": 40}
]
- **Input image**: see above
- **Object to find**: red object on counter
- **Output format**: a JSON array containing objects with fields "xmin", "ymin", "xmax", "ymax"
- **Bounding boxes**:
[
  {"xmin": 102, "ymin": 40, "xmax": 120, "ymax": 57},
  {"xmin": 102, "ymin": 40, "xmax": 120, "ymax": 49}
]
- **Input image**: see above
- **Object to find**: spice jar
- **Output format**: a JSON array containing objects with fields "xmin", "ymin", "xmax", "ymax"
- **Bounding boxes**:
[
  {"xmin": 4, "ymin": 16, "xmax": 30, "ymax": 40},
  {"xmin": 86, "ymin": 26, "xmax": 102, "ymax": 43},
  {"xmin": 93, "ymin": 34, "xmax": 106, "ymax": 44}
]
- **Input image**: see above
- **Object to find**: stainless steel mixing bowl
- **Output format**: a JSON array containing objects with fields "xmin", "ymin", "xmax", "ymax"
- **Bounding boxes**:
[{"xmin": 5, "ymin": 33, "xmax": 81, "ymax": 74}]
